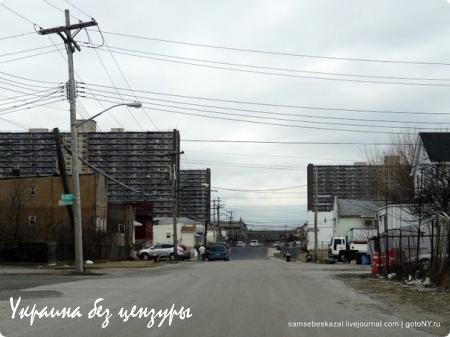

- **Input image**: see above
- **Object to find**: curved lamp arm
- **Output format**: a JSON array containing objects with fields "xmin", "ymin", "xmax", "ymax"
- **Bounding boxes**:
[{"xmin": 73, "ymin": 102, "xmax": 142, "ymax": 127}]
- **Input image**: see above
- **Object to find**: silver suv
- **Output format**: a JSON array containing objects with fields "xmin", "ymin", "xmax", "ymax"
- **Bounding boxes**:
[{"xmin": 138, "ymin": 244, "xmax": 184, "ymax": 260}]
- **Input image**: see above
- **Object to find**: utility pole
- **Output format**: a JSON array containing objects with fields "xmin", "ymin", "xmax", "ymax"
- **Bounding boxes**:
[
  {"xmin": 314, "ymin": 168, "xmax": 319, "ymax": 262},
  {"xmin": 229, "ymin": 211, "xmax": 233, "ymax": 246},
  {"xmin": 212, "ymin": 199, "xmax": 216, "ymax": 241},
  {"xmin": 204, "ymin": 168, "xmax": 211, "ymax": 245},
  {"xmin": 171, "ymin": 130, "xmax": 182, "ymax": 262},
  {"xmin": 53, "ymin": 128, "xmax": 74, "ymax": 230},
  {"xmin": 171, "ymin": 152, "xmax": 178, "ymax": 261},
  {"xmin": 416, "ymin": 167, "xmax": 423, "ymax": 271},
  {"xmin": 39, "ymin": 11, "xmax": 97, "ymax": 273},
  {"xmin": 217, "ymin": 197, "xmax": 221, "ymax": 242}
]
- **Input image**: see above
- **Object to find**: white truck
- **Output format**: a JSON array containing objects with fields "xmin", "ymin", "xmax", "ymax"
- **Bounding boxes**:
[{"xmin": 329, "ymin": 228, "xmax": 377, "ymax": 262}]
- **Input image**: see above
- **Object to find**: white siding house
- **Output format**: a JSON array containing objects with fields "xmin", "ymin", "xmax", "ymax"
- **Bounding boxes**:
[{"xmin": 305, "ymin": 211, "xmax": 334, "ymax": 250}]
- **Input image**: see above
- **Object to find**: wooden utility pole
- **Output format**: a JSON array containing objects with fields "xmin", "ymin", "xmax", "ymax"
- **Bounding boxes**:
[
  {"xmin": 314, "ymin": 168, "xmax": 318, "ymax": 261},
  {"xmin": 229, "ymin": 210, "xmax": 234, "ymax": 246},
  {"xmin": 39, "ymin": 11, "xmax": 97, "ymax": 273},
  {"xmin": 53, "ymin": 128, "xmax": 74, "ymax": 230},
  {"xmin": 211, "ymin": 199, "xmax": 216, "ymax": 241},
  {"xmin": 170, "ymin": 130, "xmax": 182, "ymax": 262},
  {"xmin": 217, "ymin": 197, "xmax": 221, "ymax": 241}
]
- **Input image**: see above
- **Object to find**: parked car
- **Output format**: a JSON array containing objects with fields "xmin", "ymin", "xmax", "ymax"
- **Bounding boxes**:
[
  {"xmin": 207, "ymin": 244, "xmax": 230, "ymax": 261},
  {"xmin": 138, "ymin": 244, "xmax": 184, "ymax": 260},
  {"xmin": 178, "ymin": 244, "xmax": 191, "ymax": 260},
  {"xmin": 236, "ymin": 241, "xmax": 246, "ymax": 247},
  {"xmin": 250, "ymin": 240, "xmax": 260, "ymax": 247},
  {"xmin": 272, "ymin": 241, "xmax": 282, "ymax": 249}
]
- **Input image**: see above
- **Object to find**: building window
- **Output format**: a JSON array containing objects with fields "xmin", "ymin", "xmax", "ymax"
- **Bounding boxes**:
[
  {"xmin": 96, "ymin": 217, "xmax": 106, "ymax": 232},
  {"xmin": 166, "ymin": 232, "xmax": 171, "ymax": 239},
  {"xmin": 30, "ymin": 185, "xmax": 36, "ymax": 196},
  {"xmin": 28, "ymin": 216, "xmax": 37, "ymax": 226},
  {"xmin": 118, "ymin": 224, "xmax": 125, "ymax": 234}
]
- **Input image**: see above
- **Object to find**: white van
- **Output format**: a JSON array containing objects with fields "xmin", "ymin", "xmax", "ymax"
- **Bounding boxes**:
[{"xmin": 250, "ymin": 240, "xmax": 260, "ymax": 247}]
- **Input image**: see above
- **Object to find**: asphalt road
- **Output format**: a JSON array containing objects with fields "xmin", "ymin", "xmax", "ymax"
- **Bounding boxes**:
[
  {"xmin": 230, "ymin": 246, "xmax": 268, "ymax": 260},
  {"xmin": 0, "ymin": 248, "xmax": 439, "ymax": 337}
]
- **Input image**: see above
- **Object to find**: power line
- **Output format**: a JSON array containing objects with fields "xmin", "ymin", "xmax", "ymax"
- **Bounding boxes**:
[
  {"xmin": 101, "ymin": 36, "xmax": 159, "ymax": 130},
  {"xmin": 96, "ymin": 30, "xmax": 450, "ymax": 67},
  {"xmin": 0, "ymin": 97, "xmax": 67, "ymax": 116},
  {"xmin": 0, "ymin": 31, "xmax": 36, "ymax": 41},
  {"xmin": 0, "ymin": 78, "xmax": 61, "ymax": 92},
  {"xmin": 184, "ymin": 149, "xmax": 358, "ymax": 162},
  {"xmin": 213, "ymin": 184, "xmax": 306, "ymax": 192},
  {"xmin": 85, "ymin": 86, "xmax": 448, "ymax": 125},
  {"xmin": 83, "ymin": 82, "xmax": 450, "ymax": 116},
  {"xmin": 81, "ymin": 90, "xmax": 443, "ymax": 130},
  {"xmin": 99, "ymin": 44, "xmax": 450, "ymax": 83},
  {"xmin": 0, "ymin": 44, "xmax": 63, "ymax": 59},
  {"xmin": 83, "ymin": 94, "xmax": 413, "ymax": 135},
  {"xmin": 0, "ymin": 48, "xmax": 62, "ymax": 64},
  {"xmin": 41, "ymin": 0, "xmax": 81, "ymax": 21},
  {"xmin": 95, "ymin": 47, "xmax": 450, "ymax": 87},
  {"xmin": 0, "ymin": 115, "xmax": 30, "ymax": 130},
  {"xmin": 0, "ymin": 86, "xmax": 64, "ymax": 103},
  {"xmin": 181, "ymin": 139, "xmax": 410, "ymax": 145},
  {"xmin": 91, "ymin": 47, "xmax": 144, "ymax": 130},
  {"xmin": 222, "ymin": 196, "xmax": 307, "ymax": 199},
  {"xmin": 185, "ymin": 160, "xmax": 302, "ymax": 171},
  {"xmin": 0, "ymin": 75, "xmax": 62, "ymax": 90},
  {"xmin": 0, "ymin": 3, "xmax": 42, "ymax": 28},
  {"xmin": 64, "ymin": 0, "xmax": 94, "ymax": 19},
  {"xmin": 44, "ymin": 35, "xmax": 106, "ymax": 124},
  {"xmin": 0, "ymin": 71, "xmax": 61, "ymax": 84},
  {"xmin": 0, "ymin": 92, "xmax": 65, "ymax": 115},
  {"xmin": 43, "ymin": 0, "xmax": 136, "ymax": 127},
  {"xmin": 227, "ymin": 205, "xmax": 303, "ymax": 208}
]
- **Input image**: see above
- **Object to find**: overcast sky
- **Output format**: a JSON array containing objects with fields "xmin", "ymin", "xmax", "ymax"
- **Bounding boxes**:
[{"xmin": 1, "ymin": 0, "xmax": 450, "ymax": 229}]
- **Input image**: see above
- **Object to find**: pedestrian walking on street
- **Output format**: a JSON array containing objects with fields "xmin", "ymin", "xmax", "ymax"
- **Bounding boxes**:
[{"xmin": 199, "ymin": 244, "xmax": 206, "ymax": 261}]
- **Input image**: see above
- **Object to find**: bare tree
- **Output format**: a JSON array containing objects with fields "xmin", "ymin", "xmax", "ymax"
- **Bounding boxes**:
[
  {"xmin": 0, "ymin": 180, "xmax": 40, "ymax": 246},
  {"xmin": 362, "ymin": 131, "xmax": 416, "ymax": 204},
  {"xmin": 414, "ymin": 163, "xmax": 450, "ymax": 222}
]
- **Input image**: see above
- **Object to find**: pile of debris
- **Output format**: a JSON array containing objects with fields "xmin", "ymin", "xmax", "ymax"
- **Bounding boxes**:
[{"xmin": 404, "ymin": 274, "xmax": 432, "ymax": 287}]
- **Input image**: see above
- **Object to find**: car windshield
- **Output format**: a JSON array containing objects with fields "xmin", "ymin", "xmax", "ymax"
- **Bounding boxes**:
[{"xmin": 209, "ymin": 245, "xmax": 226, "ymax": 252}]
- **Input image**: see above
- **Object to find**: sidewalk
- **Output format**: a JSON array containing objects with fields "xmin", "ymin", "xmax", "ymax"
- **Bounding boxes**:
[{"xmin": 0, "ymin": 259, "xmax": 159, "ymax": 275}]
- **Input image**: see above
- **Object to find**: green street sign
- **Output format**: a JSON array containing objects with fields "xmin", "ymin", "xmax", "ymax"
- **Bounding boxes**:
[{"xmin": 59, "ymin": 193, "xmax": 74, "ymax": 206}]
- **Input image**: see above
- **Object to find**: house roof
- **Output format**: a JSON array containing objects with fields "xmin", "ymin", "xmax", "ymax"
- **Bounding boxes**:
[
  {"xmin": 336, "ymin": 199, "xmax": 384, "ymax": 217},
  {"xmin": 419, "ymin": 132, "xmax": 450, "ymax": 162},
  {"xmin": 154, "ymin": 217, "xmax": 199, "ymax": 225},
  {"xmin": 181, "ymin": 226, "xmax": 195, "ymax": 233}
]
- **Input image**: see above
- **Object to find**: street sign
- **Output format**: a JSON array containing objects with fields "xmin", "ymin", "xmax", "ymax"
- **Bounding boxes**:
[{"xmin": 59, "ymin": 193, "xmax": 74, "ymax": 206}]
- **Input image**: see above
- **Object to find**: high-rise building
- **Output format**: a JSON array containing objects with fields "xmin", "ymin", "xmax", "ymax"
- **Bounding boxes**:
[
  {"xmin": 307, "ymin": 163, "xmax": 381, "ymax": 212},
  {"xmin": 178, "ymin": 169, "xmax": 211, "ymax": 222},
  {"xmin": 0, "ymin": 128, "xmax": 183, "ymax": 217}
]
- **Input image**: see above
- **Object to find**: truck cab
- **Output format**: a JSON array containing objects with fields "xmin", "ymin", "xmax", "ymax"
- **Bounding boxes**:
[{"xmin": 329, "ymin": 236, "xmax": 346, "ymax": 257}]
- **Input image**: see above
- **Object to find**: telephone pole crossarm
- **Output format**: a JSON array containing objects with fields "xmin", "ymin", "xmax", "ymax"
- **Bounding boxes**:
[{"xmin": 38, "ymin": 20, "xmax": 97, "ymax": 36}]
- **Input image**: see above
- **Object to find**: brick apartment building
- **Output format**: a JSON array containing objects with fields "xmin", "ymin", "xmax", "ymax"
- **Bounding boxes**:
[
  {"xmin": 0, "ymin": 126, "xmax": 210, "ymax": 219},
  {"xmin": 0, "ymin": 174, "xmax": 107, "ymax": 261}
]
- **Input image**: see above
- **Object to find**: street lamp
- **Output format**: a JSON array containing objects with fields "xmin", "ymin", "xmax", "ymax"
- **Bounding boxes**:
[
  {"xmin": 70, "ymin": 102, "xmax": 142, "ymax": 273},
  {"xmin": 74, "ymin": 102, "xmax": 142, "ymax": 127}
]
